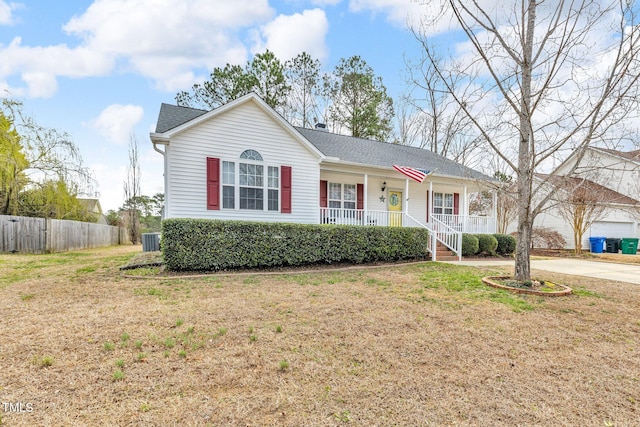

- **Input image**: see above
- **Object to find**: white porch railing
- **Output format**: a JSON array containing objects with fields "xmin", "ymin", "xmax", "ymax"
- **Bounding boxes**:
[
  {"xmin": 319, "ymin": 208, "xmax": 494, "ymax": 261},
  {"xmin": 320, "ymin": 208, "xmax": 406, "ymax": 227},
  {"xmin": 429, "ymin": 215, "xmax": 462, "ymax": 260},
  {"xmin": 431, "ymin": 214, "xmax": 495, "ymax": 234}
]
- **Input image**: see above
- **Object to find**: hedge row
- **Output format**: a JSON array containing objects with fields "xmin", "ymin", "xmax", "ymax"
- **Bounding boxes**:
[
  {"xmin": 461, "ymin": 233, "xmax": 516, "ymax": 257},
  {"xmin": 161, "ymin": 219, "xmax": 430, "ymax": 271}
]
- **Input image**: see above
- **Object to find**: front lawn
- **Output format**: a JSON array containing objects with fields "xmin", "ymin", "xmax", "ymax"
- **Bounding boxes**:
[{"xmin": 0, "ymin": 245, "xmax": 638, "ymax": 426}]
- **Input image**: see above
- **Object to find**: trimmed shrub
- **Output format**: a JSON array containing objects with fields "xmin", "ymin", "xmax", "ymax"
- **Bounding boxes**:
[
  {"xmin": 161, "ymin": 219, "xmax": 430, "ymax": 271},
  {"xmin": 494, "ymin": 234, "xmax": 516, "ymax": 255},
  {"xmin": 461, "ymin": 234, "xmax": 479, "ymax": 257},
  {"xmin": 476, "ymin": 234, "xmax": 499, "ymax": 256}
]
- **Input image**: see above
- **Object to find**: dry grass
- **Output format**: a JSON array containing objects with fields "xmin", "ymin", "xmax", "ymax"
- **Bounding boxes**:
[{"xmin": 1, "ymin": 245, "xmax": 639, "ymax": 426}]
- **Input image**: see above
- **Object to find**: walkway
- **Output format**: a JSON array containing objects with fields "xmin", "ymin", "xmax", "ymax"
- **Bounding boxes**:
[{"xmin": 445, "ymin": 258, "xmax": 640, "ymax": 285}]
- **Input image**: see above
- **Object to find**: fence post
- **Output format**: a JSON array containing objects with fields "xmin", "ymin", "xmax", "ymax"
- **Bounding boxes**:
[{"xmin": 45, "ymin": 218, "xmax": 52, "ymax": 253}]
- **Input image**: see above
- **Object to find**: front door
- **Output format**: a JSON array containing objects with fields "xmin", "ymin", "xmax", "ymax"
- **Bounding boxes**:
[{"xmin": 388, "ymin": 190, "xmax": 403, "ymax": 227}]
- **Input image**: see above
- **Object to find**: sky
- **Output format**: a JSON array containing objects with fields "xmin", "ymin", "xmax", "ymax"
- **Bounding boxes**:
[
  {"xmin": 2, "ymin": 1, "xmax": 636, "ymax": 213},
  {"xmin": 0, "ymin": 0, "xmax": 435, "ymax": 212}
]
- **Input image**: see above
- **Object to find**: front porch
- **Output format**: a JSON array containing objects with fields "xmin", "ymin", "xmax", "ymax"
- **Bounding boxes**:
[
  {"xmin": 319, "ymin": 207, "xmax": 496, "ymax": 261},
  {"xmin": 319, "ymin": 208, "xmax": 495, "ymax": 233}
]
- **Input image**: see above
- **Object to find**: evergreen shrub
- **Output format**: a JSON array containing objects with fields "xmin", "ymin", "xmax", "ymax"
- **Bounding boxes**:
[
  {"xmin": 461, "ymin": 234, "xmax": 479, "ymax": 257},
  {"xmin": 493, "ymin": 234, "xmax": 516, "ymax": 255},
  {"xmin": 161, "ymin": 219, "xmax": 430, "ymax": 272},
  {"xmin": 476, "ymin": 234, "xmax": 499, "ymax": 255}
]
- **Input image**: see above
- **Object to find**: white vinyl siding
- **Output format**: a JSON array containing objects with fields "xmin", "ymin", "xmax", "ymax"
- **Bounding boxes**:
[{"xmin": 164, "ymin": 100, "xmax": 319, "ymax": 223}]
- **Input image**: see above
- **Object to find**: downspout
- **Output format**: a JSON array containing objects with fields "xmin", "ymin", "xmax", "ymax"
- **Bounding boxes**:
[
  {"xmin": 152, "ymin": 141, "xmax": 165, "ymax": 156},
  {"xmin": 152, "ymin": 140, "xmax": 167, "ymax": 219}
]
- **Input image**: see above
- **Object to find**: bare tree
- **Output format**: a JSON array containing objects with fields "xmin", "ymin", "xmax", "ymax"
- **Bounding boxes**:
[
  {"xmin": 548, "ymin": 177, "xmax": 610, "ymax": 254},
  {"xmin": 123, "ymin": 135, "xmax": 141, "ymax": 244},
  {"xmin": 414, "ymin": 0, "xmax": 640, "ymax": 280},
  {"xmin": 403, "ymin": 45, "xmax": 486, "ymax": 168}
]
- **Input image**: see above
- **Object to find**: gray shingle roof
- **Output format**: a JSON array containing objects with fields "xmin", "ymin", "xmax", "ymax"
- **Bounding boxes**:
[
  {"xmin": 155, "ymin": 103, "xmax": 207, "ymax": 133},
  {"xmin": 295, "ymin": 127, "xmax": 494, "ymax": 181},
  {"xmin": 154, "ymin": 102, "xmax": 494, "ymax": 182}
]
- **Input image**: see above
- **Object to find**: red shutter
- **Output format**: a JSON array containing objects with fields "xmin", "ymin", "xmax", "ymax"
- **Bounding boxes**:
[
  {"xmin": 426, "ymin": 190, "xmax": 430, "ymax": 222},
  {"xmin": 281, "ymin": 166, "xmax": 292, "ymax": 213},
  {"xmin": 453, "ymin": 193, "xmax": 460, "ymax": 215},
  {"xmin": 320, "ymin": 180, "xmax": 328, "ymax": 208},
  {"xmin": 206, "ymin": 157, "xmax": 220, "ymax": 210},
  {"xmin": 357, "ymin": 184, "xmax": 364, "ymax": 210}
]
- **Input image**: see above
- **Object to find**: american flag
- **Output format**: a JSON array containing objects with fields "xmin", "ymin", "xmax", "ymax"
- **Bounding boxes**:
[{"xmin": 392, "ymin": 165, "xmax": 431, "ymax": 183}]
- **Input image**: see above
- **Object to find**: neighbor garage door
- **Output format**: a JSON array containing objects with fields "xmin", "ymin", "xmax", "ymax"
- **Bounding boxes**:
[{"xmin": 590, "ymin": 221, "xmax": 634, "ymax": 238}]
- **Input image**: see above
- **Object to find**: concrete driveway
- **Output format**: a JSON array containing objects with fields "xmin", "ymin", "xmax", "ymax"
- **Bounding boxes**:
[{"xmin": 445, "ymin": 258, "xmax": 640, "ymax": 285}]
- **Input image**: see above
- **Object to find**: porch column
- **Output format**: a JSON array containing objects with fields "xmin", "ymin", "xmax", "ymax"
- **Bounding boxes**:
[
  {"xmin": 429, "ymin": 181, "xmax": 433, "ymax": 223},
  {"xmin": 404, "ymin": 179, "xmax": 409, "ymax": 214},
  {"xmin": 363, "ymin": 174, "xmax": 368, "ymax": 214},
  {"xmin": 463, "ymin": 185, "xmax": 468, "ymax": 233},
  {"xmin": 492, "ymin": 189, "xmax": 498, "ymax": 233}
]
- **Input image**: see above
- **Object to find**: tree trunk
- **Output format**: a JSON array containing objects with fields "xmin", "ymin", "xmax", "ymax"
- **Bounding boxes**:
[
  {"xmin": 514, "ymin": 194, "xmax": 532, "ymax": 281},
  {"xmin": 513, "ymin": 0, "xmax": 536, "ymax": 282}
]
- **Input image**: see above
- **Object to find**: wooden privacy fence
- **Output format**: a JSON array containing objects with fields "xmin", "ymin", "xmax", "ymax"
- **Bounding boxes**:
[{"xmin": 0, "ymin": 215, "xmax": 126, "ymax": 254}]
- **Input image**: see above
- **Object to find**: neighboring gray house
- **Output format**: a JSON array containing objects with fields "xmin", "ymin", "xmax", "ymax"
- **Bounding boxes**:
[{"xmin": 150, "ymin": 93, "xmax": 497, "ymax": 259}]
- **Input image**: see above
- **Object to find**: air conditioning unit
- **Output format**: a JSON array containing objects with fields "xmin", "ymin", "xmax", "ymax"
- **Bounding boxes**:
[{"xmin": 142, "ymin": 232, "xmax": 160, "ymax": 252}]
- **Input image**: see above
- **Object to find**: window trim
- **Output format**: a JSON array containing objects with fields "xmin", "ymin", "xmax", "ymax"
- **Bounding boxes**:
[
  {"xmin": 218, "ymin": 151, "xmax": 284, "ymax": 213},
  {"xmin": 433, "ymin": 192, "xmax": 454, "ymax": 215},
  {"xmin": 327, "ymin": 182, "xmax": 357, "ymax": 210}
]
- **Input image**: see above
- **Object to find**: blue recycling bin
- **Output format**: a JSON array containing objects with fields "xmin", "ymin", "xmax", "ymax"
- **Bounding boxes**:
[{"xmin": 589, "ymin": 236, "xmax": 606, "ymax": 253}]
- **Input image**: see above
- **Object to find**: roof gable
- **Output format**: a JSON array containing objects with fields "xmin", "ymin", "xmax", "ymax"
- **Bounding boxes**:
[
  {"xmin": 296, "ymin": 127, "xmax": 494, "ymax": 182},
  {"xmin": 151, "ymin": 93, "xmax": 325, "ymax": 159},
  {"xmin": 155, "ymin": 103, "xmax": 207, "ymax": 133}
]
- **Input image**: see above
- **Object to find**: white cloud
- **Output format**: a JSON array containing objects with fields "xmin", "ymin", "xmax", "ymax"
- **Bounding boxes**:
[
  {"xmin": 311, "ymin": 0, "xmax": 342, "ymax": 5},
  {"xmin": 254, "ymin": 9, "xmax": 330, "ymax": 61},
  {"xmin": 63, "ymin": 0, "xmax": 274, "ymax": 91},
  {"xmin": 21, "ymin": 72, "xmax": 57, "ymax": 98},
  {"xmin": 0, "ymin": 0, "xmax": 19, "ymax": 25},
  {"xmin": 0, "ymin": 37, "xmax": 114, "ymax": 97},
  {"xmin": 348, "ymin": 0, "xmax": 429, "ymax": 27},
  {"xmin": 0, "ymin": 0, "xmax": 276, "ymax": 97},
  {"xmin": 92, "ymin": 104, "xmax": 144, "ymax": 145}
]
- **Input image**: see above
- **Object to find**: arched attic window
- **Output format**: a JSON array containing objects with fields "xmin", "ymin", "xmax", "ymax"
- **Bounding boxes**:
[{"xmin": 240, "ymin": 149, "xmax": 263, "ymax": 161}]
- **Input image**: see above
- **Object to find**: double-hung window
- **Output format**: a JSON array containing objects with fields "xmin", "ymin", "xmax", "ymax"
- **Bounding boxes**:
[
  {"xmin": 239, "ymin": 162, "xmax": 263, "ymax": 210},
  {"xmin": 433, "ymin": 192, "xmax": 454, "ymax": 215},
  {"xmin": 328, "ymin": 183, "xmax": 356, "ymax": 211},
  {"xmin": 267, "ymin": 166, "xmax": 279, "ymax": 211},
  {"xmin": 222, "ymin": 161, "xmax": 235, "ymax": 209}
]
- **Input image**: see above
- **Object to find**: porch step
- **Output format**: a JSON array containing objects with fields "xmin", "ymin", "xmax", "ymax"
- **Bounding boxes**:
[
  {"xmin": 434, "ymin": 242, "xmax": 458, "ymax": 261},
  {"xmin": 436, "ymin": 255, "xmax": 460, "ymax": 261}
]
